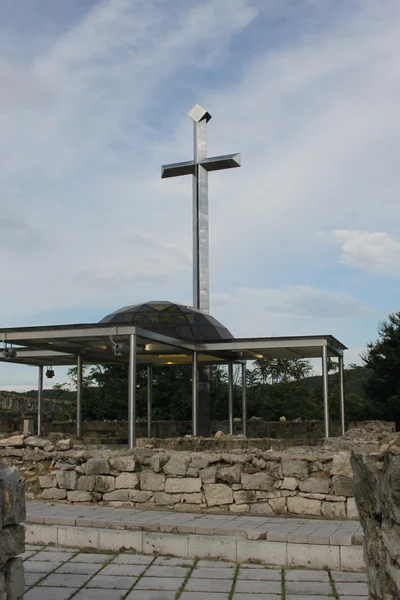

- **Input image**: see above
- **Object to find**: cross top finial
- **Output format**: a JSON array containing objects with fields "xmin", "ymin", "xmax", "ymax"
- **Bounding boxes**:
[{"xmin": 188, "ymin": 104, "xmax": 212, "ymax": 123}]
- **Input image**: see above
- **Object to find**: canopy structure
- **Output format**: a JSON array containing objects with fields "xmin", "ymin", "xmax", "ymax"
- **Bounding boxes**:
[{"xmin": 0, "ymin": 303, "xmax": 347, "ymax": 447}]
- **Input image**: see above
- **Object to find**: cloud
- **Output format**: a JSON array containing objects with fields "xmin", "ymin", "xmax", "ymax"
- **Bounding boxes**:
[{"xmin": 328, "ymin": 229, "xmax": 400, "ymax": 277}]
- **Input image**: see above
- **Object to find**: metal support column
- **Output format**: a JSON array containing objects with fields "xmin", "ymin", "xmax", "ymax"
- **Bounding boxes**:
[
  {"xmin": 321, "ymin": 346, "xmax": 330, "ymax": 438},
  {"xmin": 128, "ymin": 332, "xmax": 137, "ymax": 449},
  {"xmin": 76, "ymin": 355, "xmax": 83, "ymax": 438},
  {"xmin": 241, "ymin": 362, "xmax": 247, "ymax": 437},
  {"xmin": 338, "ymin": 355, "xmax": 346, "ymax": 435},
  {"xmin": 192, "ymin": 352, "xmax": 198, "ymax": 436},
  {"xmin": 147, "ymin": 365, "xmax": 153, "ymax": 439},
  {"xmin": 37, "ymin": 366, "xmax": 43, "ymax": 437},
  {"xmin": 228, "ymin": 361, "xmax": 234, "ymax": 435}
]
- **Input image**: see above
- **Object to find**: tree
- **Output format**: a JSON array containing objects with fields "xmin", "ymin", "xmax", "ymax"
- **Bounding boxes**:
[{"xmin": 362, "ymin": 311, "xmax": 400, "ymax": 427}]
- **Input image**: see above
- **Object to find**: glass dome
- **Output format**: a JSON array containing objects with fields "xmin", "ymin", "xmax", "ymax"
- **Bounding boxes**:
[{"xmin": 100, "ymin": 301, "xmax": 234, "ymax": 342}]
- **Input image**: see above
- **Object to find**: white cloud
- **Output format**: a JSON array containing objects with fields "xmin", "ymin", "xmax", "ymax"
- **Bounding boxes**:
[{"xmin": 328, "ymin": 229, "xmax": 400, "ymax": 277}]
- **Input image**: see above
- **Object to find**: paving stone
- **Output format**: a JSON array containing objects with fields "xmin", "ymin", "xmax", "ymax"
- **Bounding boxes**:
[
  {"xmin": 125, "ymin": 592, "xmax": 176, "ymax": 600},
  {"xmin": 87, "ymin": 574, "xmax": 138, "ymax": 589},
  {"xmin": 41, "ymin": 547, "xmax": 76, "ymax": 553},
  {"xmin": 73, "ymin": 589, "xmax": 123, "ymax": 600},
  {"xmin": 286, "ymin": 581, "xmax": 331, "ymax": 595},
  {"xmin": 99, "ymin": 563, "xmax": 146, "ymax": 576},
  {"xmin": 181, "ymin": 594, "xmax": 229, "ymax": 600},
  {"xmin": 235, "ymin": 580, "xmax": 282, "ymax": 594},
  {"xmin": 331, "ymin": 571, "xmax": 368, "ymax": 582},
  {"xmin": 24, "ymin": 572, "xmax": 45, "ymax": 587},
  {"xmin": 111, "ymin": 553, "xmax": 154, "ymax": 565},
  {"xmin": 69, "ymin": 552, "xmax": 114, "ymax": 563},
  {"xmin": 20, "ymin": 550, "xmax": 37, "ymax": 560},
  {"xmin": 285, "ymin": 569, "xmax": 329, "ymax": 582},
  {"xmin": 136, "ymin": 576, "xmax": 185, "ymax": 591},
  {"xmin": 153, "ymin": 556, "xmax": 193, "ymax": 566},
  {"xmin": 55, "ymin": 562, "xmax": 103, "ymax": 575},
  {"xmin": 238, "ymin": 568, "xmax": 281, "ymax": 580},
  {"xmin": 31, "ymin": 551, "xmax": 75, "ymax": 562},
  {"xmin": 25, "ymin": 561, "xmax": 64, "ymax": 572},
  {"xmin": 186, "ymin": 578, "xmax": 233, "ymax": 592},
  {"xmin": 40, "ymin": 573, "xmax": 90, "ymax": 587},
  {"xmin": 193, "ymin": 567, "xmax": 235, "ymax": 579},
  {"xmin": 145, "ymin": 565, "xmax": 189, "ymax": 578},
  {"xmin": 196, "ymin": 559, "xmax": 236, "ymax": 568},
  {"xmin": 335, "ymin": 581, "xmax": 369, "ymax": 595},
  {"xmin": 24, "ymin": 587, "xmax": 79, "ymax": 600},
  {"xmin": 240, "ymin": 564, "xmax": 266, "ymax": 569},
  {"xmin": 286, "ymin": 596, "xmax": 333, "ymax": 600},
  {"xmin": 233, "ymin": 595, "xmax": 281, "ymax": 600}
]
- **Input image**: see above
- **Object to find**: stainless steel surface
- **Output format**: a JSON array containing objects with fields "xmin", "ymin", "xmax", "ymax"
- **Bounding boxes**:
[
  {"xmin": 241, "ymin": 362, "xmax": 247, "ymax": 437},
  {"xmin": 192, "ymin": 351, "xmax": 198, "ymax": 436},
  {"xmin": 76, "ymin": 355, "xmax": 83, "ymax": 438},
  {"xmin": 228, "ymin": 361, "xmax": 234, "ymax": 435},
  {"xmin": 161, "ymin": 104, "xmax": 241, "ymax": 314},
  {"xmin": 37, "ymin": 366, "xmax": 43, "ymax": 437},
  {"xmin": 322, "ymin": 346, "xmax": 330, "ymax": 437},
  {"xmin": 338, "ymin": 355, "xmax": 346, "ymax": 435},
  {"xmin": 128, "ymin": 332, "xmax": 137, "ymax": 449},
  {"xmin": 147, "ymin": 365, "xmax": 153, "ymax": 439}
]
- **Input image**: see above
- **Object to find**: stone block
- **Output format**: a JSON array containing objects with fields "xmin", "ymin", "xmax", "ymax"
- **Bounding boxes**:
[
  {"xmin": 39, "ymin": 475, "xmax": 56, "ymax": 489},
  {"xmin": 143, "ymin": 533, "xmax": 189, "ymax": 558},
  {"xmin": 115, "ymin": 473, "xmax": 139, "ymax": 489},
  {"xmin": 287, "ymin": 542, "xmax": 340, "ymax": 570},
  {"xmin": 182, "ymin": 493, "xmax": 202, "ymax": 504},
  {"xmin": 0, "ymin": 572, "xmax": 5, "ymax": 600},
  {"xmin": 299, "ymin": 492, "xmax": 326, "ymax": 500},
  {"xmin": 237, "ymin": 538, "xmax": 286, "ymax": 565},
  {"xmin": 264, "ymin": 461, "xmax": 282, "ymax": 478},
  {"xmin": 190, "ymin": 456, "xmax": 210, "ymax": 470},
  {"xmin": 154, "ymin": 492, "xmax": 181, "ymax": 505},
  {"xmin": 0, "ymin": 436, "xmax": 24, "ymax": 448},
  {"xmin": 77, "ymin": 475, "xmax": 96, "ymax": 491},
  {"xmin": 346, "ymin": 497, "xmax": 359, "ymax": 519},
  {"xmin": 331, "ymin": 451, "xmax": 353, "ymax": 478},
  {"xmin": 163, "ymin": 457, "xmax": 188, "ymax": 476},
  {"xmin": 322, "ymin": 501, "xmax": 346, "ymax": 519},
  {"xmin": 282, "ymin": 460, "xmax": 308, "ymax": 478},
  {"xmin": 42, "ymin": 488, "xmax": 67, "ymax": 500},
  {"xmin": 25, "ymin": 436, "xmax": 51, "ymax": 449},
  {"xmin": 203, "ymin": 483, "xmax": 233, "ymax": 506},
  {"xmin": 56, "ymin": 470, "xmax": 77, "ymax": 490},
  {"xmin": 98, "ymin": 528, "xmax": 143, "ymax": 552},
  {"xmin": 287, "ymin": 497, "xmax": 321, "ymax": 516},
  {"xmin": 269, "ymin": 497, "xmax": 287, "ymax": 514},
  {"xmin": 4, "ymin": 557, "xmax": 24, "ymax": 600},
  {"xmin": 150, "ymin": 456, "xmax": 161, "ymax": 472},
  {"xmin": 95, "ymin": 475, "xmax": 115, "ymax": 493},
  {"xmin": 186, "ymin": 467, "xmax": 198, "ymax": 477},
  {"xmin": 217, "ymin": 466, "xmax": 241, "ymax": 484},
  {"xmin": 230, "ymin": 503, "xmax": 249, "ymax": 513},
  {"xmin": 0, "ymin": 526, "xmax": 25, "ymax": 567},
  {"xmin": 129, "ymin": 490, "xmax": 153, "ymax": 503},
  {"xmin": 25, "ymin": 523, "xmax": 57, "ymax": 545},
  {"xmin": 67, "ymin": 490, "xmax": 93, "ymax": 502},
  {"xmin": 86, "ymin": 457, "xmax": 110, "ymax": 475},
  {"xmin": 241, "ymin": 472, "xmax": 274, "ymax": 490},
  {"xmin": 281, "ymin": 477, "xmax": 298, "ymax": 490},
  {"xmin": 166, "ymin": 478, "xmax": 201, "ymax": 494},
  {"xmin": 189, "ymin": 534, "xmax": 237, "ymax": 561},
  {"xmin": 0, "ymin": 481, "xmax": 26, "ymax": 526},
  {"xmin": 340, "ymin": 546, "xmax": 366, "ymax": 571},
  {"xmin": 58, "ymin": 525, "xmax": 99, "ymax": 548},
  {"xmin": 109, "ymin": 455, "xmax": 136, "ymax": 472},
  {"xmin": 0, "ymin": 467, "xmax": 20, "ymax": 483},
  {"xmin": 56, "ymin": 439, "xmax": 72, "ymax": 451},
  {"xmin": 234, "ymin": 490, "xmax": 255, "ymax": 504},
  {"xmin": 332, "ymin": 475, "xmax": 354, "ymax": 497},
  {"xmin": 199, "ymin": 467, "xmax": 216, "ymax": 483},
  {"xmin": 250, "ymin": 502, "xmax": 274, "ymax": 516},
  {"xmin": 140, "ymin": 472, "xmax": 165, "ymax": 491},
  {"xmin": 299, "ymin": 477, "xmax": 329, "ymax": 494}
]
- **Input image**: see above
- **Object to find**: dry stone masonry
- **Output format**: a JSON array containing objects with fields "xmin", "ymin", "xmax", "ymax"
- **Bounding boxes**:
[
  {"xmin": 352, "ymin": 435, "xmax": 400, "ymax": 600},
  {"xmin": 0, "ymin": 461, "xmax": 25, "ymax": 600}
]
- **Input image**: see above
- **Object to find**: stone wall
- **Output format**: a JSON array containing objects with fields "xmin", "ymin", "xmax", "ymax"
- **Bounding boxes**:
[
  {"xmin": 0, "ymin": 433, "xmax": 362, "ymax": 519},
  {"xmin": 351, "ymin": 437, "xmax": 400, "ymax": 599},
  {"xmin": 0, "ymin": 462, "xmax": 25, "ymax": 600}
]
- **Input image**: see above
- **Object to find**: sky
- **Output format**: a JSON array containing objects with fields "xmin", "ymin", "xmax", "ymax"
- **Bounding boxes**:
[{"xmin": 0, "ymin": 0, "xmax": 399, "ymax": 390}]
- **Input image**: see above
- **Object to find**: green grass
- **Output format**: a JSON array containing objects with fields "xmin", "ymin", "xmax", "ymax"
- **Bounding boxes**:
[
  {"xmin": 175, "ymin": 557, "xmax": 199, "ymax": 599},
  {"xmin": 228, "ymin": 564, "xmax": 241, "ymax": 600}
]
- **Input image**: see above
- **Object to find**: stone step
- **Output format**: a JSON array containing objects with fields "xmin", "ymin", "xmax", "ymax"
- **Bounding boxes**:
[{"xmin": 24, "ymin": 502, "xmax": 366, "ymax": 572}]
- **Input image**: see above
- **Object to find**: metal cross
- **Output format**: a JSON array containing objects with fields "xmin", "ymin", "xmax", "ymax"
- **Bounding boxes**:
[{"xmin": 161, "ymin": 104, "xmax": 241, "ymax": 314}]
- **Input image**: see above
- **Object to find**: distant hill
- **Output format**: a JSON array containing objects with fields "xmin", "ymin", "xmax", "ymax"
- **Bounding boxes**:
[{"xmin": 0, "ymin": 390, "xmax": 74, "ymax": 419}]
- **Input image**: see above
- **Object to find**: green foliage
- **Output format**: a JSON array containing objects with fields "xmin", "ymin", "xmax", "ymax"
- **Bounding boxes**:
[{"xmin": 362, "ymin": 311, "xmax": 400, "ymax": 426}]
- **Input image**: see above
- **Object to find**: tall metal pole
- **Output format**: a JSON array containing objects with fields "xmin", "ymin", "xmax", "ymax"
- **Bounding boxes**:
[
  {"xmin": 228, "ymin": 361, "xmax": 234, "ymax": 435},
  {"xmin": 192, "ymin": 352, "xmax": 198, "ymax": 436},
  {"xmin": 338, "ymin": 355, "xmax": 346, "ymax": 435},
  {"xmin": 76, "ymin": 354, "xmax": 83, "ymax": 438},
  {"xmin": 321, "ymin": 346, "xmax": 330, "ymax": 438},
  {"xmin": 147, "ymin": 365, "xmax": 153, "ymax": 439},
  {"xmin": 128, "ymin": 332, "xmax": 137, "ymax": 449},
  {"xmin": 37, "ymin": 366, "xmax": 43, "ymax": 437},
  {"xmin": 241, "ymin": 362, "xmax": 247, "ymax": 437}
]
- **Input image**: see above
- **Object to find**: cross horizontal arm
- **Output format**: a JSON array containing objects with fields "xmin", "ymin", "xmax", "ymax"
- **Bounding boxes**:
[
  {"xmin": 161, "ymin": 160, "xmax": 196, "ymax": 179},
  {"xmin": 200, "ymin": 153, "xmax": 241, "ymax": 172}
]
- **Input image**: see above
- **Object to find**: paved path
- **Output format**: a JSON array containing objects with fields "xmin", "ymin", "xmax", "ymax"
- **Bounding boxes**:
[
  {"xmin": 26, "ymin": 502, "xmax": 364, "ymax": 545},
  {"xmin": 22, "ymin": 544, "xmax": 368, "ymax": 600}
]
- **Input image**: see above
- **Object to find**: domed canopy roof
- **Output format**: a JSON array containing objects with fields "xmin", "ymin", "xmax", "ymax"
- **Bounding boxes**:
[{"xmin": 100, "ymin": 301, "xmax": 234, "ymax": 342}]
